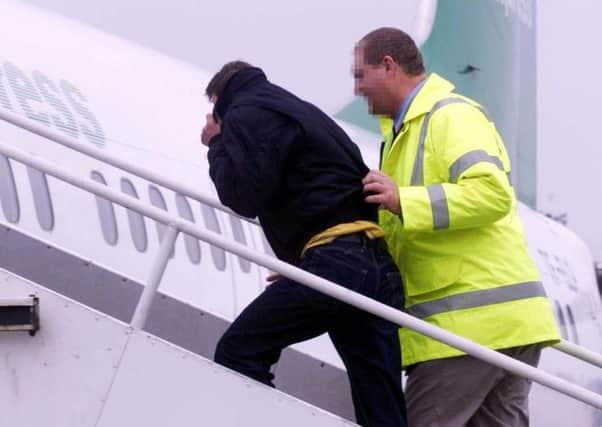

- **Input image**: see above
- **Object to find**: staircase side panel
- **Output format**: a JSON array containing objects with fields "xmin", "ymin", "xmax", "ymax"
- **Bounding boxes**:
[
  {"xmin": 0, "ymin": 269, "xmax": 131, "ymax": 427},
  {"xmin": 97, "ymin": 331, "xmax": 356, "ymax": 427}
]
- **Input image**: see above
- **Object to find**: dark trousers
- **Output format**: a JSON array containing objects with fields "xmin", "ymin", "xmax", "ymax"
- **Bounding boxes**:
[{"xmin": 214, "ymin": 234, "xmax": 407, "ymax": 427}]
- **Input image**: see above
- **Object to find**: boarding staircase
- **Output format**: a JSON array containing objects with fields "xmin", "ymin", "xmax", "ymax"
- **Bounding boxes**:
[
  {"xmin": 1, "ymin": 109, "xmax": 602, "ymax": 426},
  {"xmin": 1, "ymin": 269, "xmax": 355, "ymax": 426}
]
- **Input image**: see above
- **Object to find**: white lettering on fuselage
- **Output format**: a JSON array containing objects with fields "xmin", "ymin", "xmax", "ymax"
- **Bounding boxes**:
[{"xmin": 0, "ymin": 61, "xmax": 105, "ymax": 146}]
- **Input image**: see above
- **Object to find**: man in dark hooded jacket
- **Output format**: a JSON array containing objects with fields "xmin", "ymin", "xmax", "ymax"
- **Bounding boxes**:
[{"xmin": 201, "ymin": 60, "xmax": 407, "ymax": 427}]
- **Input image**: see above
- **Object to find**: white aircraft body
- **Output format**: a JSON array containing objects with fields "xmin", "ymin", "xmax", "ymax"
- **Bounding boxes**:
[{"xmin": 0, "ymin": 1, "xmax": 601, "ymax": 425}]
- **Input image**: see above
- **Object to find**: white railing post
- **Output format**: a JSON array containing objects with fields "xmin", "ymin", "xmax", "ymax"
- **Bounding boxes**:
[{"xmin": 130, "ymin": 224, "xmax": 179, "ymax": 329}]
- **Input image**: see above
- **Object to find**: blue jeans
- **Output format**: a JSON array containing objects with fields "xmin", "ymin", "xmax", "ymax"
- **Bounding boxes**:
[{"xmin": 214, "ymin": 233, "xmax": 407, "ymax": 426}]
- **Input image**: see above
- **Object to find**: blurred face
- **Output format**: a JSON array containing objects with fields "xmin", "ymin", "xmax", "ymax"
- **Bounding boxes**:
[{"xmin": 353, "ymin": 46, "xmax": 392, "ymax": 116}]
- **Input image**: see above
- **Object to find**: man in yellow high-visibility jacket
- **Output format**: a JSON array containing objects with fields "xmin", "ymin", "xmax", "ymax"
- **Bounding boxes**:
[{"xmin": 353, "ymin": 27, "xmax": 560, "ymax": 427}]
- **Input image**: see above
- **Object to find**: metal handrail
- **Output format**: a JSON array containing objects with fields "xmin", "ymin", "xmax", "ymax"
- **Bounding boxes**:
[
  {"xmin": 0, "ymin": 140, "xmax": 601, "ymax": 410},
  {"xmin": 554, "ymin": 339, "xmax": 602, "ymax": 369},
  {"xmin": 3, "ymin": 109, "xmax": 602, "ymax": 370},
  {"xmin": 0, "ymin": 108, "xmax": 259, "ymax": 225}
]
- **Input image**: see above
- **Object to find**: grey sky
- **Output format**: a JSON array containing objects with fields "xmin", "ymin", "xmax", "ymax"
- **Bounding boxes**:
[{"xmin": 23, "ymin": 0, "xmax": 602, "ymax": 262}]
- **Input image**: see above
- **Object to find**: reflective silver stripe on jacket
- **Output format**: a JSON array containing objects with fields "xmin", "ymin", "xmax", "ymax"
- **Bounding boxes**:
[
  {"xmin": 449, "ymin": 149, "xmax": 504, "ymax": 183},
  {"xmin": 406, "ymin": 281, "xmax": 547, "ymax": 319},
  {"xmin": 411, "ymin": 97, "xmax": 490, "ymax": 186},
  {"xmin": 410, "ymin": 97, "xmax": 494, "ymax": 230},
  {"xmin": 427, "ymin": 184, "xmax": 450, "ymax": 230}
]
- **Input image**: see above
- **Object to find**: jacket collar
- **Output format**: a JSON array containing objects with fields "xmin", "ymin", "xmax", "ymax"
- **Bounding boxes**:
[
  {"xmin": 403, "ymin": 73, "xmax": 455, "ymax": 123},
  {"xmin": 378, "ymin": 73, "xmax": 455, "ymax": 138}
]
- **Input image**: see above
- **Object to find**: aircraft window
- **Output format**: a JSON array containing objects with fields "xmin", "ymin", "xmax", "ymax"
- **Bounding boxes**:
[
  {"xmin": 120, "ymin": 178, "xmax": 147, "ymax": 252},
  {"xmin": 0, "ymin": 154, "xmax": 19, "ymax": 223},
  {"xmin": 566, "ymin": 305, "xmax": 580, "ymax": 345},
  {"xmin": 229, "ymin": 215, "xmax": 251, "ymax": 273},
  {"xmin": 199, "ymin": 202, "xmax": 226, "ymax": 271},
  {"xmin": 90, "ymin": 171, "xmax": 117, "ymax": 245},
  {"xmin": 175, "ymin": 194, "xmax": 201, "ymax": 265},
  {"xmin": 148, "ymin": 185, "xmax": 173, "ymax": 258},
  {"xmin": 27, "ymin": 167, "xmax": 54, "ymax": 231},
  {"xmin": 554, "ymin": 301, "xmax": 569, "ymax": 340}
]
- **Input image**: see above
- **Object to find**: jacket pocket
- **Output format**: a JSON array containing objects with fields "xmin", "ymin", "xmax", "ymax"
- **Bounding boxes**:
[{"xmin": 404, "ymin": 255, "xmax": 463, "ymax": 297}]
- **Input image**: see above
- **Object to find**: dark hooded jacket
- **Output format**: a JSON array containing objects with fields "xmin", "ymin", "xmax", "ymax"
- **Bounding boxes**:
[{"xmin": 207, "ymin": 67, "xmax": 376, "ymax": 264}]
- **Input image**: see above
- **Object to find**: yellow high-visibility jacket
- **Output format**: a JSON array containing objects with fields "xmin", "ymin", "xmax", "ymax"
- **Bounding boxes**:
[{"xmin": 378, "ymin": 73, "xmax": 560, "ymax": 367}]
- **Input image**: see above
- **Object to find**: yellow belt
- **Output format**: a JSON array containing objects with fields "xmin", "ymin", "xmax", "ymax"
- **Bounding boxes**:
[{"xmin": 301, "ymin": 220, "xmax": 385, "ymax": 258}]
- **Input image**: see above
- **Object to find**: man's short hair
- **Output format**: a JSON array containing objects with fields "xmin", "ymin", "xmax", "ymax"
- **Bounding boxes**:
[
  {"xmin": 359, "ymin": 27, "xmax": 425, "ymax": 76},
  {"xmin": 205, "ymin": 60, "xmax": 253, "ymax": 99}
]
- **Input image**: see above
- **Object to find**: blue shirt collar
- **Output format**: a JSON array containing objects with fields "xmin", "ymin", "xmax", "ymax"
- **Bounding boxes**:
[{"xmin": 393, "ymin": 79, "xmax": 426, "ymax": 134}]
